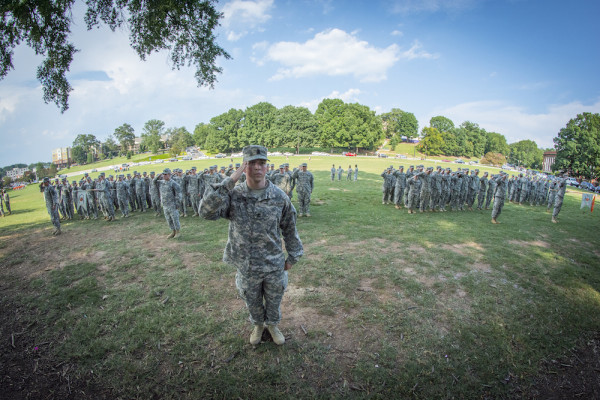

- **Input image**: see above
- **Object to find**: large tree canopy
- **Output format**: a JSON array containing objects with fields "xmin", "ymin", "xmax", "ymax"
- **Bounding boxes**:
[
  {"xmin": 1, "ymin": 0, "xmax": 230, "ymax": 112},
  {"xmin": 553, "ymin": 112, "xmax": 600, "ymax": 179},
  {"xmin": 508, "ymin": 140, "xmax": 543, "ymax": 170}
]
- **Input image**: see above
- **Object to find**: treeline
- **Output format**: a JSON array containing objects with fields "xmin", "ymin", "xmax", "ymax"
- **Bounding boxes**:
[
  {"xmin": 66, "ymin": 98, "xmax": 550, "ymax": 171},
  {"xmin": 417, "ymin": 116, "xmax": 545, "ymax": 169}
]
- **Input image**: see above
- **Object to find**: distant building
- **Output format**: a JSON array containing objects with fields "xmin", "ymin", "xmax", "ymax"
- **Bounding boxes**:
[
  {"xmin": 543, "ymin": 151, "xmax": 556, "ymax": 173},
  {"xmin": 52, "ymin": 147, "xmax": 72, "ymax": 169},
  {"xmin": 6, "ymin": 167, "xmax": 29, "ymax": 180}
]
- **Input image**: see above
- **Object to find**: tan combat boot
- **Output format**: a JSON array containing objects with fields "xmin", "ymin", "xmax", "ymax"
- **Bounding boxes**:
[
  {"xmin": 551, "ymin": 217, "xmax": 558, "ymax": 223},
  {"xmin": 267, "ymin": 325, "xmax": 285, "ymax": 345},
  {"xmin": 491, "ymin": 218, "xmax": 498, "ymax": 224},
  {"xmin": 174, "ymin": 230, "xmax": 180, "ymax": 239},
  {"xmin": 167, "ymin": 230, "xmax": 176, "ymax": 239},
  {"xmin": 305, "ymin": 213, "xmax": 311, "ymax": 217},
  {"xmin": 250, "ymin": 324, "xmax": 264, "ymax": 345}
]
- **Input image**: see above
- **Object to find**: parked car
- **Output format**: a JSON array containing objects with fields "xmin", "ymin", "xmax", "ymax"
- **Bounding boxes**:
[
  {"xmin": 396, "ymin": 154, "xmax": 408, "ymax": 159},
  {"xmin": 441, "ymin": 159, "xmax": 451, "ymax": 162},
  {"xmin": 91, "ymin": 169, "xmax": 97, "ymax": 172},
  {"xmin": 169, "ymin": 158, "xmax": 178, "ymax": 162},
  {"xmin": 455, "ymin": 159, "xmax": 465, "ymax": 164},
  {"xmin": 343, "ymin": 152, "xmax": 357, "ymax": 156},
  {"xmin": 565, "ymin": 178, "xmax": 579, "ymax": 188},
  {"xmin": 215, "ymin": 153, "xmax": 226, "ymax": 158}
]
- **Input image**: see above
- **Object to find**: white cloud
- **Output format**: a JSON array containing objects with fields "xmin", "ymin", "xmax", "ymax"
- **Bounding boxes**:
[
  {"xmin": 299, "ymin": 88, "xmax": 362, "ymax": 111},
  {"xmin": 401, "ymin": 40, "xmax": 439, "ymax": 60},
  {"xmin": 265, "ymin": 29, "xmax": 402, "ymax": 82},
  {"xmin": 391, "ymin": 0, "xmax": 480, "ymax": 14},
  {"xmin": 391, "ymin": 30, "xmax": 404, "ymax": 36},
  {"xmin": 221, "ymin": 0, "xmax": 274, "ymax": 41},
  {"xmin": 427, "ymin": 99, "xmax": 600, "ymax": 148}
]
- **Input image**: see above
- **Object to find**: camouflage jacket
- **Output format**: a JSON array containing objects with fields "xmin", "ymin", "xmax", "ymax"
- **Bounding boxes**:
[
  {"xmin": 292, "ymin": 170, "xmax": 314, "ymax": 194},
  {"xmin": 200, "ymin": 177, "xmax": 303, "ymax": 274}
]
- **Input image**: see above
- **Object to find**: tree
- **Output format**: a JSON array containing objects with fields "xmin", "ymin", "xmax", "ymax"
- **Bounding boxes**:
[
  {"xmin": 205, "ymin": 109, "xmax": 243, "ymax": 152},
  {"xmin": 141, "ymin": 119, "xmax": 165, "ymax": 154},
  {"xmin": 553, "ymin": 112, "xmax": 600, "ymax": 179},
  {"xmin": 508, "ymin": 140, "xmax": 543, "ymax": 169},
  {"xmin": 166, "ymin": 126, "xmax": 193, "ymax": 155},
  {"xmin": 102, "ymin": 136, "xmax": 119, "ymax": 158},
  {"xmin": 485, "ymin": 132, "xmax": 510, "ymax": 156},
  {"xmin": 1, "ymin": 1, "xmax": 230, "ymax": 112},
  {"xmin": 2, "ymin": 176, "xmax": 11, "ymax": 187},
  {"xmin": 114, "ymin": 123, "xmax": 136, "ymax": 154},
  {"xmin": 72, "ymin": 145, "xmax": 87, "ymax": 164},
  {"xmin": 240, "ymin": 102, "xmax": 277, "ymax": 148},
  {"xmin": 429, "ymin": 116, "xmax": 454, "ymax": 133},
  {"xmin": 460, "ymin": 121, "xmax": 487, "ymax": 158},
  {"xmin": 481, "ymin": 152, "xmax": 507, "ymax": 166},
  {"xmin": 417, "ymin": 127, "xmax": 445, "ymax": 156},
  {"xmin": 271, "ymin": 106, "xmax": 318, "ymax": 150},
  {"xmin": 193, "ymin": 123, "xmax": 213, "ymax": 148},
  {"xmin": 315, "ymin": 99, "xmax": 346, "ymax": 151},
  {"xmin": 380, "ymin": 109, "xmax": 419, "ymax": 149},
  {"xmin": 73, "ymin": 134, "xmax": 99, "ymax": 161}
]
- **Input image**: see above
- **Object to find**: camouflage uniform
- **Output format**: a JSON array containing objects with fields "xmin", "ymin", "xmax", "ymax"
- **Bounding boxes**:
[
  {"xmin": 417, "ymin": 168, "xmax": 433, "ymax": 212},
  {"xmin": 200, "ymin": 146, "xmax": 303, "ymax": 330},
  {"xmin": 337, "ymin": 166, "xmax": 343, "ymax": 181},
  {"xmin": 547, "ymin": 180, "xmax": 558, "ymax": 211},
  {"xmin": 115, "ymin": 176, "xmax": 130, "ymax": 217},
  {"xmin": 406, "ymin": 175, "xmax": 420, "ymax": 213},
  {"xmin": 2, "ymin": 191, "xmax": 10, "ymax": 215},
  {"xmin": 42, "ymin": 179, "xmax": 61, "ymax": 233},
  {"xmin": 154, "ymin": 170, "xmax": 182, "ymax": 232},
  {"xmin": 477, "ymin": 173, "xmax": 488, "ymax": 210},
  {"xmin": 491, "ymin": 174, "xmax": 508, "ymax": 222},
  {"xmin": 552, "ymin": 178, "xmax": 567, "ymax": 222},
  {"xmin": 292, "ymin": 165, "xmax": 314, "ymax": 216},
  {"xmin": 330, "ymin": 165, "xmax": 336, "ymax": 181},
  {"xmin": 270, "ymin": 168, "xmax": 294, "ymax": 198},
  {"xmin": 354, "ymin": 165, "xmax": 358, "ymax": 181},
  {"xmin": 97, "ymin": 176, "xmax": 115, "ymax": 220},
  {"xmin": 485, "ymin": 175, "xmax": 496, "ymax": 209},
  {"xmin": 393, "ymin": 167, "xmax": 406, "ymax": 208},
  {"xmin": 347, "ymin": 166, "xmax": 353, "ymax": 180},
  {"xmin": 381, "ymin": 169, "xmax": 394, "ymax": 204},
  {"xmin": 186, "ymin": 169, "xmax": 201, "ymax": 216}
]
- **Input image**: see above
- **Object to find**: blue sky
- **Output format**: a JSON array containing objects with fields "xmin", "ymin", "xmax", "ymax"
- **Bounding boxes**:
[{"xmin": 1, "ymin": 0, "xmax": 599, "ymax": 166}]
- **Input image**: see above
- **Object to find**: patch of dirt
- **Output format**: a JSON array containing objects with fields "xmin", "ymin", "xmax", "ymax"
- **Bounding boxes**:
[
  {"xmin": 441, "ymin": 241, "xmax": 485, "ymax": 256},
  {"xmin": 0, "ymin": 300, "xmax": 113, "ymax": 399},
  {"xmin": 513, "ymin": 333, "xmax": 600, "ymax": 399}
]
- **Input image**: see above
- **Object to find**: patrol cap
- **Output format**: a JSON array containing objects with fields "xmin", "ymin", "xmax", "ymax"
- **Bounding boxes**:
[
  {"xmin": 43, "ymin": 177, "xmax": 50, "ymax": 183},
  {"xmin": 235, "ymin": 163, "xmax": 240, "ymax": 167},
  {"xmin": 409, "ymin": 165, "xmax": 414, "ymax": 168},
  {"xmin": 284, "ymin": 163, "xmax": 289, "ymax": 167},
  {"xmin": 279, "ymin": 164, "xmax": 285, "ymax": 168},
  {"xmin": 242, "ymin": 145, "xmax": 269, "ymax": 162},
  {"xmin": 72, "ymin": 180, "xmax": 76, "ymax": 184},
  {"xmin": 109, "ymin": 174, "xmax": 113, "ymax": 178},
  {"xmin": 229, "ymin": 164, "xmax": 233, "ymax": 167},
  {"xmin": 127, "ymin": 173, "xmax": 131, "ymax": 177},
  {"xmin": 398, "ymin": 165, "xmax": 404, "ymax": 169},
  {"xmin": 427, "ymin": 167, "xmax": 433, "ymax": 171},
  {"xmin": 84, "ymin": 172, "xmax": 89, "ymax": 177},
  {"xmin": 191, "ymin": 166, "xmax": 197, "ymax": 170},
  {"xmin": 300, "ymin": 163, "xmax": 307, "ymax": 167},
  {"xmin": 270, "ymin": 164, "xmax": 274, "ymax": 167},
  {"xmin": 475, "ymin": 169, "xmax": 479, "ymax": 172},
  {"xmin": 142, "ymin": 171, "xmax": 147, "ymax": 175},
  {"xmin": 163, "ymin": 168, "xmax": 172, "ymax": 174},
  {"xmin": 150, "ymin": 171, "xmax": 155, "ymax": 175}
]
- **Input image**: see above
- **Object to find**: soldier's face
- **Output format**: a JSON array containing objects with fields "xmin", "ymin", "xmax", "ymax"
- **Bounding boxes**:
[
  {"xmin": 247, "ymin": 160, "xmax": 267, "ymax": 180},
  {"xmin": 302, "ymin": 166, "xmax": 307, "ymax": 172}
]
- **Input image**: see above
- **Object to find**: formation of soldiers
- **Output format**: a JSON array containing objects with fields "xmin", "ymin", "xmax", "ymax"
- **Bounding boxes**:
[
  {"xmin": 331, "ymin": 164, "xmax": 358, "ymax": 182},
  {"xmin": 40, "ymin": 161, "xmax": 316, "ymax": 236},
  {"xmin": 381, "ymin": 165, "xmax": 568, "ymax": 223}
]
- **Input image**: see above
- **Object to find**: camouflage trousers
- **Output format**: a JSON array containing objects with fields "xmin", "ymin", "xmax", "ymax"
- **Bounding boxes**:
[
  {"xmin": 235, "ymin": 268, "xmax": 288, "ymax": 326},
  {"xmin": 188, "ymin": 191, "xmax": 199, "ymax": 215},
  {"xmin": 150, "ymin": 192, "xmax": 161, "ymax": 214},
  {"xmin": 547, "ymin": 191, "xmax": 556, "ymax": 209},
  {"xmin": 419, "ymin": 190, "xmax": 431, "ymax": 212},
  {"xmin": 477, "ymin": 190, "xmax": 486, "ymax": 209},
  {"xmin": 46, "ymin": 205, "xmax": 61, "ymax": 229},
  {"xmin": 552, "ymin": 196, "xmax": 564, "ymax": 219},
  {"xmin": 101, "ymin": 195, "xmax": 115, "ymax": 217},
  {"xmin": 382, "ymin": 187, "xmax": 393, "ymax": 203},
  {"xmin": 485, "ymin": 189, "xmax": 494, "ymax": 209},
  {"xmin": 117, "ymin": 195, "xmax": 129, "ymax": 216},
  {"xmin": 394, "ymin": 186, "xmax": 405, "ymax": 206},
  {"xmin": 491, "ymin": 196, "xmax": 505, "ymax": 220},
  {"xmin": 163, "ymin": 206, "xmax": 180, "ymax": 230},
  {"xmin": 136, "ymin": 192, "xmax": 146, "ymax": 211},
  {"xmin": 298, "ymin": 191, "xmax": 311, "ymax": 215}
]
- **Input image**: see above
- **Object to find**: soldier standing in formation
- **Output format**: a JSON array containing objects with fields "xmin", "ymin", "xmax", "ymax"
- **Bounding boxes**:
[
  {"xmin": 552, "ymin": 176, "xmax": 567, "ymax": 223},
  {"xmin": 292, "ymin": 163, "xmax": 314, "ymax": 217},
  {"xmin": 200, "ymin": 145, "xmax": 303, "ymax": 346},
  {"xmin": 330, "ymin": 164, "xmax": 336, "ymax": 181},
  {"xmin": 153, "ymin": 168, "xmax": 182, "ymax": 239},
  {"xmin": 40, "ymin": 177, "xmax": 61, "ymax": 235}
]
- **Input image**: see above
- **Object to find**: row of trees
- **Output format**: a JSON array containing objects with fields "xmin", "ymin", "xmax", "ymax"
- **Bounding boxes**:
[
  {"xmin": 193, "ymin": 100, "xmax": 384, "ymax": 153},
  {"xmin": 416, "ymin": 117, "xmax": 545, "ymax": 169}
]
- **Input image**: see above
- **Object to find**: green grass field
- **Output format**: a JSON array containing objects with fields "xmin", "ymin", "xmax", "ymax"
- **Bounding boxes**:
[{"xmin": 1, "ymin": 156, "xmax": 599, "ymax": 398}]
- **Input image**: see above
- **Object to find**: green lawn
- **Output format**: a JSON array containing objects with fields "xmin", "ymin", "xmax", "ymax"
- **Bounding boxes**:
[{"xmin": 1, "ymin": 156, "xmax": 599, "ymax": 398}]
